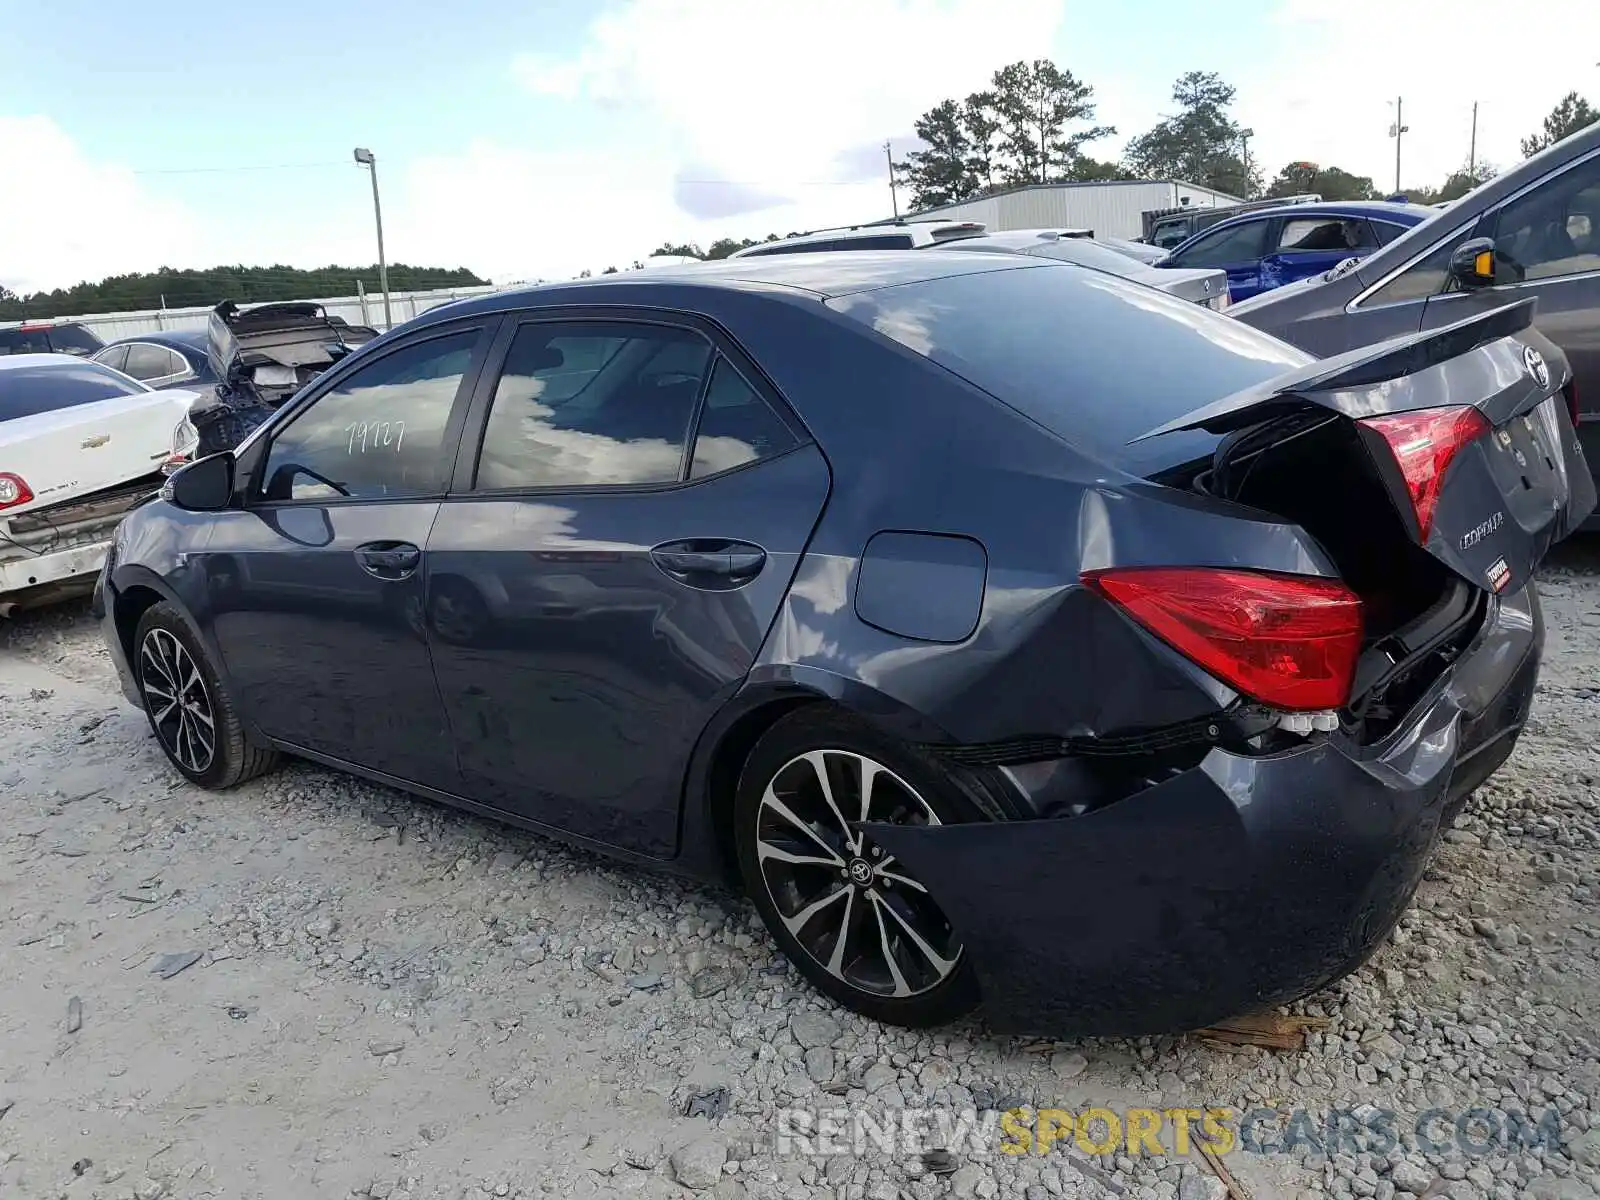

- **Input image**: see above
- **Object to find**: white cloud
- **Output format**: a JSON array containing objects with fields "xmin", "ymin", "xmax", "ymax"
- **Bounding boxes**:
[
  {"xmin": 1236, "ymin": 0, "xmax": 1600, "ymax": 192},
  {"xmin": 482, "ymin": 0, "xmax": 1070, "ymax": 269},
  {"xmin": 0, "ymin": 116, "xmax": 205, "ymax": 297},
  {"xmin": 9, "ymin": 1, "xmax": 1600, "ymax": 296}
]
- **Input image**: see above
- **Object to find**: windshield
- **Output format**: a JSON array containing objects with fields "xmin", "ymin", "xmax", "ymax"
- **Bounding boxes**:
[{"xmin": 828, "ymin": 262, "xmax": 1308, "ymax": 474}]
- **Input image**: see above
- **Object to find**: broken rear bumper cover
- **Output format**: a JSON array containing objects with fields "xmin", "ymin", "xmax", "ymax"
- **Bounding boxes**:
[{"xmin": 866, "ymin": 583, "xmax": 1542, "ymax": 1037}]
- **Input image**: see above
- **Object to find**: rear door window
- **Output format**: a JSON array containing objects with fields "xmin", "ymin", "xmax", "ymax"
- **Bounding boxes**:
[
  {"xmin": 1277, "ymin": 218, "xmax": 1379, "ymax": 254},
  {"xmin": 123, "ymin": 343, "xmax": 184, "ymax": 381},
  {"xmin": 474, "ymin": 322, "xmax": 713, "ymax": 490}
]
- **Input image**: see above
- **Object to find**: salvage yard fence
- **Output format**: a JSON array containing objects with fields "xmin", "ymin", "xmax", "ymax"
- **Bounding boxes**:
[{"xmin": 39, "ymin": 282, "xmax": 516, "ymax": 342}]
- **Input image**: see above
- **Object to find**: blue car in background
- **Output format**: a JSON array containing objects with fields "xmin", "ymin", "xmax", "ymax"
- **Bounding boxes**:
[{"xmin": 1157, "ymin": 201, "xmax": 1437, "ymax": 302}]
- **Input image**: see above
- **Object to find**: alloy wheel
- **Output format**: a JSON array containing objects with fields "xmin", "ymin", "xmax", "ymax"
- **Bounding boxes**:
[
  {"xmin": 139, "ymin": 628, "xmax": 216, "ymax": 774},
  {"xmin": 754, "ymin": 749, "xmax": 961, "ymax": 998}
]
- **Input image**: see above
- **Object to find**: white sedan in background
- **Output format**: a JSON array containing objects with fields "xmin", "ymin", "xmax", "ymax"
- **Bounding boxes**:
[{"xmin": 0, "ymin": 354, "xmax": 202, "ymax": 610}]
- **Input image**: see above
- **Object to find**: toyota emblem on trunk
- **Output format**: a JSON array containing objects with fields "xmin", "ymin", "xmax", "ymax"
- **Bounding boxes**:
[{"xmin": 1524, "ymin": 346, "xmax": 1550, "ymax": 389}]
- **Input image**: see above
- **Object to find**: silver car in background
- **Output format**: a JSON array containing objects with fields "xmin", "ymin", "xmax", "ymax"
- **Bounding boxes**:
[{"xmin": 935, "ymin": 228, "xmax": 1232, "ymax": 310}]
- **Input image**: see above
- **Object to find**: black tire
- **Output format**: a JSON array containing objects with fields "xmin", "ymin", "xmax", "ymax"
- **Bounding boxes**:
[
  {"xmin": 133, "ymin": 602, "xmax": 278, "ymax": 789},
  {"xmin": 734, "ymin": 707, "xmax": 984, "ymax": 1028}
]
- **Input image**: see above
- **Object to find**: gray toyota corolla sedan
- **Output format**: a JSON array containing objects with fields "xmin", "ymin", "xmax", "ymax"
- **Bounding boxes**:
[{"xmin": 95, "ymin": 252, "xmax": 1593, "ymax": 1034}]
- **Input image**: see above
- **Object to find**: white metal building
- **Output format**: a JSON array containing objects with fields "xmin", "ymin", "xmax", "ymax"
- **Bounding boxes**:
[{"xmin": 896, "ymin": 180, "xmax": 1243, "ymax": 240}]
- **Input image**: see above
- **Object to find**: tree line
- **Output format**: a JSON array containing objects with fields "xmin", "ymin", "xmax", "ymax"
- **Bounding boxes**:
[
  {"xmin": 645, "ymin": 76, "xmax": 1599, "ymax": 265},
  {"xmin": 0, "ymin": 263, "xmax": 489, "ymax": 322},
  {"xmin": 895, "ymin": 65, "xmax": 1598, "ymax": 212}
]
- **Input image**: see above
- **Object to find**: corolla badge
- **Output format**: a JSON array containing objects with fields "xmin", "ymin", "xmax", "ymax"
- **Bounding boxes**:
[
  {"xmin": 1460, "ymin": 510, "xmax": 1504, "ymax": 549},
  {"xmin": 1523, "ymin": 345, "xmax": 1550, "ymax": 390}
]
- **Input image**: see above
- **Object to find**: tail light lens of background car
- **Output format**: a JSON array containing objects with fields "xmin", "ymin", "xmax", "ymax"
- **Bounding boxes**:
[
  {"xmin": 1359, "ymin": 406, "xmax": 1490, "ymax": 543},
  {"xmin": 1082, "ymin": 567, "xmax": 1364, "ymax": 712},
  {"xmin": 0, "ymin": 472, "xmax": 34, "ymax": 511}
]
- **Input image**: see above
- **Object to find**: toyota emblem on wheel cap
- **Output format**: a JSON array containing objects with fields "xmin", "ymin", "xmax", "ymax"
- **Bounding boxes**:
[{"xmin": 1524, "ymin": 345, "xmax": 1550, "ymax": 389}]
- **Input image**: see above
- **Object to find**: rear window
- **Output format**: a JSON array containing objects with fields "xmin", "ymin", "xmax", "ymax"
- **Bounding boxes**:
[
  {"xmin": 827, "ymin": 264, "xmax": 1308, "ymax": 470},
  {"xmin": 41, "ymin": 324, "xmax": 103, "ymax": 355},
  {"xmin": 1, "ymin": 324, "xmax": 103, "ymax": 356},
  {"xmin": 0, "ymin": 362, "xmax": 147, "ymax": 421}
]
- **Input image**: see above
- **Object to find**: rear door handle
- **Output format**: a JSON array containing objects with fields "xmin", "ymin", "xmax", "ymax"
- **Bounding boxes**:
[
  {"xmin": 651, "ymin": 539, "xmax": 767, "ymax": 584},
  {"xmin": 354, "ymin": 541, "xmax": 421, "ymax": 580}
]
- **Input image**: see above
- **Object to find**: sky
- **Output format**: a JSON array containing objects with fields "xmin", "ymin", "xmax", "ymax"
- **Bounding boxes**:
[{"xmin": 1, "ymin": 0, "xmax": 1597, "ymax": 297}]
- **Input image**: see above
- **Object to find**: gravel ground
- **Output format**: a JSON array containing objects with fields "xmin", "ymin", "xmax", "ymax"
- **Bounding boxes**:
[{"xmin": 2, "ymin": 543, "xmax": 1598, "ymax": 1200}]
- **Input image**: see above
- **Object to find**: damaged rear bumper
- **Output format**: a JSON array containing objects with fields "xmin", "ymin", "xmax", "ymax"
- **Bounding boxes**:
[{"xmin": 865, "ymin": 583, "xmax": 1541, "ymax": 1037}]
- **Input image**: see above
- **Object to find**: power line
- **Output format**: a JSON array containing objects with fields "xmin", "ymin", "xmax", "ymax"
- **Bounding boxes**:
[
  {"xmin": 130, "ymin": 160, "xmax": 350, "ymax": 176},
  {"xmin": 126, "ymin": 159, "xmax": 883, "ymax": 188}
]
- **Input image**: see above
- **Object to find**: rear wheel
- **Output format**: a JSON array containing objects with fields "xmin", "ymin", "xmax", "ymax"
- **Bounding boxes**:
[
  {"xmin": 735, "ymin": 709, "xmax": 982, "ymax": 1027},
  {"xmin": 134, "ymin": 602, "xmax": 278, "ymax": 789}
]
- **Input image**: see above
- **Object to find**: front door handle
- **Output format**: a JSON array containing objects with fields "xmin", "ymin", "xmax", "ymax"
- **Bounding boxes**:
[
  {"xmin": 354, "ymin": 540, "xmax": 421, "ymax": 580},
  {"xmin": 651, "ymin": 539, "xmax": 767, "ymax": 584}
]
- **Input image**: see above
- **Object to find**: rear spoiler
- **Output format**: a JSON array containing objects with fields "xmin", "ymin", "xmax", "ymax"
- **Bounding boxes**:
[{"xmin": 1132, "ymin": 298, "xmax": 1540, "ymax": 442}]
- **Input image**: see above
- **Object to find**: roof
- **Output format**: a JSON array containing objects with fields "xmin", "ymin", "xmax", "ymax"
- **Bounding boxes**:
[
  {"xmin": 102, "ymin": 329, "xmax": 209, "ymax": 351},
  {"xmin": 1186, "ymin": 200, "xmax": 1437, "ymax": 236},
  {"xmin": 415, "ymin": 251, "xmax": 1039, "ymax": 325},
  {"xmin": 1269, "ymin": 200, "xmax": 1436, "ymax": 219},
  {"xmin": 0, "ymin": 352, "xmax": 84, "ymax": 371},
  {"xmin": 897, "ymin": 179, "xmax": 1245, "ymax": 221}
]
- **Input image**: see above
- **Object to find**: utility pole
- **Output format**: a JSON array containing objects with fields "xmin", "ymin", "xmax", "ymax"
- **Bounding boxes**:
[
  {"xmin": 1388, "ymin": 98, "xmax": 1409, "ymax": 194},
  {"xmin": 1240, "ymin": 128, "xmax": 1254, "ymax": 196},
  {"xmin": 1468, "ymin": 102, "xmax": 1479, "ymax": 180},
  {"xmin": 885, "ymin": 141, "xmax": 899, "ymax": 219},
  {"xmin": 352, "ymin": 147, "xmax": 392, "ymax": 330}
]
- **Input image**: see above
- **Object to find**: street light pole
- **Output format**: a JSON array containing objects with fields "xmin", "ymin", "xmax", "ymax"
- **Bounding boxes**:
[
  {"xmin": 885, "ymin": 140, "xmax": 899, "ymax": 219},
  {"xmin": 1388, "ymin": 98, "xmax": 1409, "ymax": 195},
  {"xmin": 352, "ymin": 147, "xmax": 392, "ymax": 330}
]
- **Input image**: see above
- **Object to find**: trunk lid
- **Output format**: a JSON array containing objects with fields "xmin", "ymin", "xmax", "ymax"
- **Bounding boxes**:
[
  {"xmin": 1151, "ymin": 266, "xmax": 1230, "ymax": 310},
  {"xmin": 0, "ymin": 387, "xmax": 197, "ymax": 518},
  {"xmin": 207, "ymin": 300, "xmax": 379, "ymax": 406},
  {"xmin": 1135, "ymin": 298, "xmax": 1595, "ymax": 596}
]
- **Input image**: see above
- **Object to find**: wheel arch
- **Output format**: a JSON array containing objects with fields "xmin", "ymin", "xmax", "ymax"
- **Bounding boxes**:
[
  {"xmin": 108, "ymin": 564, "xmax": 188, "ymax": 674},
  {"xmin": 679, "ymin": 668, "xmax": 1015, "ymax": 885}
]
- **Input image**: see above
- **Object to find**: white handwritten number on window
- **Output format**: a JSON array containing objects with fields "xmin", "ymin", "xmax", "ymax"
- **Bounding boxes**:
[{"xmin": 345, "ymin": 420, "xmax": 406, "ymax": 454}]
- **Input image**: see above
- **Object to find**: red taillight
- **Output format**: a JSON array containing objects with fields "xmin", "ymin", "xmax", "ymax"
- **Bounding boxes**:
[
  {"xmin": 0, "ymin": 472, "xmax": 34, "ymax": 511},
  {"xmin": 1359, "ymin": 406, "xmax": 1490, "ymax": 543},
  {"xmin": 1083, "ymin": 567, "xmax": 1364, "ymax": 712}
]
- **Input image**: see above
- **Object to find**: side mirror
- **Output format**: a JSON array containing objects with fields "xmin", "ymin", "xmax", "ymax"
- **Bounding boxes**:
[
  {"xmin": 161, "ymin": 452, "xmax": 235, "ymax": 512},
  {"xmin": 1448, "ymin": 237, "xmax": 1497, "ymax": 289}
]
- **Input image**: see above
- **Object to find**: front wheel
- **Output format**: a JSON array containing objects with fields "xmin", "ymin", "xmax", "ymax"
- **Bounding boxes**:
[
  {"xmin": 133, "ymin": 602, "xmax": 278, "ymax": 789},
  {"xmin": 735, "ymin": 708, "xmax": 982, "ymax": 1028}
]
